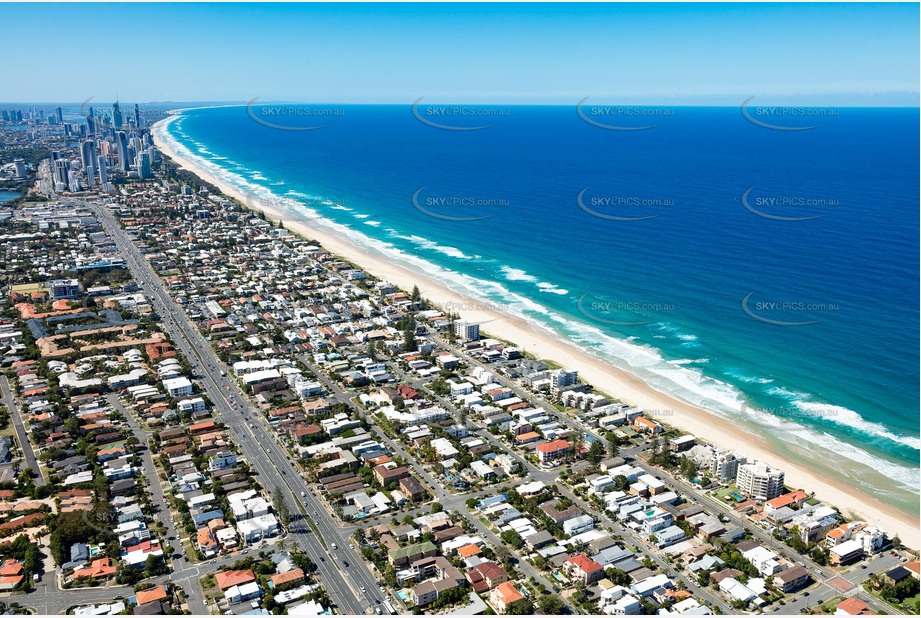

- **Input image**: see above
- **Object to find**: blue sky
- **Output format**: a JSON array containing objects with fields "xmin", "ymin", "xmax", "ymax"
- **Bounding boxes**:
[{"xmin": 1, "ymin": 2, "xmax": 917, "ymax": 105}]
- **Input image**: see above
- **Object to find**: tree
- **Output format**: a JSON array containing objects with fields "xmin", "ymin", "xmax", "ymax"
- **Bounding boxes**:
[
  {"xmin": 606, "ymin": 432, "xmax": 620, "ymax": 458},
  {"xmin": 587, "ymin": 440, "xmax": 605, "ymax": 465},
  {"xmin": 810, "ymin": 546, "xmax": 830, "ymax": 566},
  {"xmin": 501, "ymin": 529, "xmax": 523, "ymax": 549},
  {"xmin": 273, "ymin": 488, "xmax": 291, "ymax": 527},
  {"xmin": 537, "ymin": 594, "xmax": 565, "ymax": 616},
  {"xmin": 403, "ymin": 322, "xmax": 416, "ymax": 352}
]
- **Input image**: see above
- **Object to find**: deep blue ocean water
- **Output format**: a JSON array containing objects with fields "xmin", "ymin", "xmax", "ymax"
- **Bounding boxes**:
[{"xmin": 162, "ymin": 104, "xmax": 919, "ymax": 514}]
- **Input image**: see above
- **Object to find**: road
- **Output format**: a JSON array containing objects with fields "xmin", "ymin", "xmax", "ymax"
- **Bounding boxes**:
[
  {"xmin": 108, "ymin": 393, "xmax": 206, "ymax": 610},
  {"xmin": 0, "ymin": 374, "xmax": 46, "ymax": 486},
  {"xmin": 88, "ymin": 201, "xmax": 383, "ymax": 615}
]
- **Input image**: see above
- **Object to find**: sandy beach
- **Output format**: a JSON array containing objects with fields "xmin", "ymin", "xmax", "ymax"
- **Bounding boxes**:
[{"xmin": 152, "ymin": 114, "xmax": 919, "ymax": 547}]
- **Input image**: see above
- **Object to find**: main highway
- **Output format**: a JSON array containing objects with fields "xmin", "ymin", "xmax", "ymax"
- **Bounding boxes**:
[{"xmin": 87, "ymin": 200, "xmax": 384, "ymax": 615}]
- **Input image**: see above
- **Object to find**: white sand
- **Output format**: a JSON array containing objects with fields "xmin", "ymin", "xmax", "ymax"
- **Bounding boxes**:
[{"xmin": 152, "ymin": 115, "xmax": 919, "ymax": 547}]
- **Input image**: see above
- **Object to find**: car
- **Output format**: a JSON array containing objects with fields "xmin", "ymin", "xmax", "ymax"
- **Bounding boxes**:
[
  {"xmin": 331, "ymin": 543, "xmax": 338, "ymax": 550},
  {"xmin": 349, "ymin": 543, "xmax": 354, "ymax": 550},
  {"xmin": 360, "ymin": 586, "xmax": 366, "ymax": 593},
  {"xmin": 301, "ymin": 491, "xmax": 307, "ymax": 497},
  {"xmin": 343, "ymin": 560, "xmax": 349, "ymax": 567}
]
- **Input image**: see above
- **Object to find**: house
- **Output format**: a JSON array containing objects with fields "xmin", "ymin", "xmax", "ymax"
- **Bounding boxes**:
[
  {"xmin": 399, "ymin": 476, "xmax": 426, "ymax": 501},
  {"xmin": 466, "ymin": 560, "xmax": 509, "ymax": 592},
  {"xmin": 539, "ymin": 499, "xmax": 582, "ymax": 525},
  {"xmin": 564, "ymin": 554, "xmax": 605, "ymax": 585},
  {"xmin": 197, "ymin": 528, "xmax": 219, "ymax": 558},
  {"xmin": 374, "ymin": 464, "xmax": 409, "ymax": 486},
  {"xmin": 490, "ymin": 581, "xmax": 526, "ymax": 614},
  {"xmin": 829, "ymin": 540, "xmax": 864, "ymax": 566},
  {"xmin": 72, "ymin": 557, "xmax": 117, "ymax": 580},
  {"xmin": 608, "ymin": 593, "xmax": 642, "ymax": 615},
  {"xmin": 409, "ymin": 556, "xmax": 466, "ymax": 607},
  {"xmin": 835, "ymin": 598, "xmax": 875, "ymax": 616},
  {"xmin": 135, "ymin": 585, "xmax": 168, "ymax": 606},
  {"xmin": 764, "ymin": 490, "xmax": 808, "ymax": 513},
  {"xmin": 535, "ymin": 439, "xmax": 572, "ymax": 466},
  {"xmin": 388, "ymin": 541, "xmax": 437, "ymax": 567},
  {"xmin": 0, "ymin": 560, "xmax": 23, "ymax": 591},
  {"xmin": 224, "ymin": 581, "xmax": 262, "ymax": 604},
  {"xmin": 563, "ymin": 514, "xmax": 595, "ymax": 537},
  {"xmin": 718, "ymin": 577, "xmax": 756, "ymax": 604},
  {"xmin": 271, "ymin": 568, "xmax": 305, "ymax": 588},
  {"xmin": 632, "ymin": 416, "xmax": 662, "ymax": 435},
  {"xmin": 775, "ymin": 565, "xmax": 809, "ymax": 593},
  {"xmin": 215, "ymin": 569, "xmax": 256, "ymax": 591},
  {"xmin": 884, "ymin": 566, "xmax": 913, "ymax": 585}
]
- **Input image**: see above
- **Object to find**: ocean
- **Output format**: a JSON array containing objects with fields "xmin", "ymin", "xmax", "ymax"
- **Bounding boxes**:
[{"xmin": 160, "ymin": 103, "xmax": 919, "ymax": 517}]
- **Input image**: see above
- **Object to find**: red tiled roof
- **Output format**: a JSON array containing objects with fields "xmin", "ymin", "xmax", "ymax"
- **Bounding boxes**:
[
  {"xmin": 536, "ymin": 439, "xmax": 571, "ymax": 454},
  {"xmin": 836, "ymin": 598, "xmax": 874, "ymax": 615},
  {"xmin": 215, "ymin": 569, "xmax": 256, "ymax": 590}
]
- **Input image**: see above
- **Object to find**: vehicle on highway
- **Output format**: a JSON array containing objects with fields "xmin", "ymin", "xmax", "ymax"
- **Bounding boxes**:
[
  {"xmin": 301, "ymin": 491, "xmax": 307, "ymax": 497},
  {"xmin": 349, "ymin": 543, "xmax": 354, "ymax": 549},
  {"xmin": 331, "ymin": 543, "xmax": 338, "ymax": 550},
  {"xmin": 360, "ymin": 586, "xmax": 366, "ymax": 593}
]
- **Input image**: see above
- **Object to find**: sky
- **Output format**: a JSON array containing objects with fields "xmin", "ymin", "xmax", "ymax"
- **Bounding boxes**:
[{"xmin": 0, "ymin": 2, "xmax": 918, "ymax": 105}]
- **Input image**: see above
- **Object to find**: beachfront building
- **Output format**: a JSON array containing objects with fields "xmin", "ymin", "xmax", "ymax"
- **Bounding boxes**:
[
  {"xmin": 549, "ymin": 368, "xmax": 578, "ymax": 396},
  {"xmin": 453, "ymin": 320, "xmax": 480, "ymax": 341},
  {"xmin": 736, "ymin": 460, "xmax": 785, "ymax": 500},
  {"xmin": 688, "ymin": 444, "xmax": 747, "ymax": 482}
]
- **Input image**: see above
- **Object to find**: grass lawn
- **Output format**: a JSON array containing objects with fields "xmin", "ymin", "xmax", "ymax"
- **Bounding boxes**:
[{"xmin": 713, "ymin": 485, "xmax": 740, "ymax": 503}]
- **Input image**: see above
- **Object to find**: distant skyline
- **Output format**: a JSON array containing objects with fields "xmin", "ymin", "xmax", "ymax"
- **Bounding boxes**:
[{"xmin": 0, "ymin": 2, "xmax": 918, "ymax": 105}]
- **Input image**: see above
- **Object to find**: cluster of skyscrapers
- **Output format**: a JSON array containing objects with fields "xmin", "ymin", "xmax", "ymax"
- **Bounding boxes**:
[{"xmin": 39, "ymin": 100, "xmax": 157, "ymax": 193}]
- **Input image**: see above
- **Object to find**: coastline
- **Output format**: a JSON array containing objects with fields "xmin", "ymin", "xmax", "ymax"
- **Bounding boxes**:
[{"xmin": 151, "ymin": 115, "xmax": 920, "ymax": 547}]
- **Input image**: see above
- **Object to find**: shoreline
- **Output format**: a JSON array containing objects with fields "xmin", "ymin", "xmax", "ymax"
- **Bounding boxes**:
[{"xmin": 151, "ymin": 115, "xmax": 920, "ymax": 547}]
